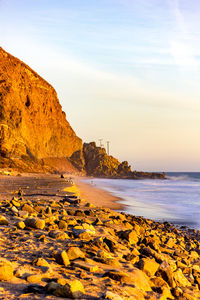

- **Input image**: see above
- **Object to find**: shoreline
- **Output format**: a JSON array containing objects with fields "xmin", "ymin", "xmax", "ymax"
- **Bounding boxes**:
[{"xmin": 74, "ymin": 176, "xmax": 124, "ymax": 211}]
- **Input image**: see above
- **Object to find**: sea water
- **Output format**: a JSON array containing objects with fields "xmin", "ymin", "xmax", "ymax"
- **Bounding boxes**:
[{"xmin": 83, "ymin": 173, "xmax": 200, "ymax": 229}]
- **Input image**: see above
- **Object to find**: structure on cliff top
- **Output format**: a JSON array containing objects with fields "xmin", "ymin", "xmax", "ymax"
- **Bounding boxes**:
[{"xmin": 0, "ymin": 47, "xmax": 82, "ymax": 171}]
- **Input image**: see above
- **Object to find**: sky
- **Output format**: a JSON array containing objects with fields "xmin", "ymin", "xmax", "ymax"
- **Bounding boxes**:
[{"xmin": 0, "ymin": 0, "xmax": 200, "ymax": 171}]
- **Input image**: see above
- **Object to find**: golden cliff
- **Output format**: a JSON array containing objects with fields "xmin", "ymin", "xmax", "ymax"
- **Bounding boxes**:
[{"xmin": 0, "ymin": 47, "xmax": 82, "ymax": 171}]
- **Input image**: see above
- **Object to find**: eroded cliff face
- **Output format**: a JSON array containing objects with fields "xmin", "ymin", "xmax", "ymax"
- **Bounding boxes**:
[
  {"xmin": 0, "ymin": 47, "xmax": 82, "ymax": 162},
  {"xmin": 82, "ymin": 142, "xmax": 132, "ymax": 177}
]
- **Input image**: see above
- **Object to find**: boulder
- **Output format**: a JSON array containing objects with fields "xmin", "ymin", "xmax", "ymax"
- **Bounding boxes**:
[
  {"xmin": 53, "ymin": 280, "xmax": 85, "ymax": 298},
  {"xmin": 66, "ymin": 247, "xmax": 85, "ymax": 261},
  {"xmin": 32, "ymin": 258, "xmax": 50, "ymax": 267},
  {"xmin": 72, "ymin": 260, "xmax": 99, "ymax": 272},
  {"xmin": 22, "ymin": 204, "xmax": 35, "ymax": 213},
  {"xmin": 54, "ymin": 251, "xmax": 70, "ymax": 266},
  {"xmin": 104, "ymin": 269, "xmax": 151, "ymax": 292},
  {"xmin": 48, "ymin": 230, "xmax": 69, "ymax": 240},
  {"xmin": 17, "ymin": 221, "xmax": 25, "ymax": 229},
  {"xmin": 173, "ymin": 269, "xmax": 191, "ymax": 287},
  {"xmin": 25, "ymin": 217, "xmax": 45, "ymax": 230},
  {"xmin": 0, "ymin": 259, "xmax": 14, "ymax": 281},
  {"xmin": 118, "ymin": 229, "xmax": 139, "ymax": 244},
  {"xmin": 138, "ymin": 258, "xmax": 160, "ymax": 277},
  {"xmin": 58, "ymin": 220, "xmax": 68, "ymax": 230},
  {"xmin": 26, "ymin": 274, "xmax": 43, "ymax": 283}
]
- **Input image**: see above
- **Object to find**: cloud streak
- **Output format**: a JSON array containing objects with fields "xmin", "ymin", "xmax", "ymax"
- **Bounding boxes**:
[{"xmin": 168, "ymin": 0, "xmax": 199, "ymax": 69}]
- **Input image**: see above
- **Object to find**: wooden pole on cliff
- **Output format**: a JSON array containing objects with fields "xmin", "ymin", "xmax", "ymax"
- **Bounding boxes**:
[
  {"xmin": 99, "ymin": 138, "xmax": 103, "ymax": 147},
  {"xmin": 106, "ymin": 141, "xmax": 110, "ymax": 156}
]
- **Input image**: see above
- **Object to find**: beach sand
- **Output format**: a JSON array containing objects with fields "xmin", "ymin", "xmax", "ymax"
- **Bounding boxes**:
[{"xmin": 74, "ymin": 177, "xmax": 124, "ymax": 211}]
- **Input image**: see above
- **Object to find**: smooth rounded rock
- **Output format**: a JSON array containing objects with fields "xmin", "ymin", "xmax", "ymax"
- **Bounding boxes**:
[{"xmin": 0, "ymin": 259, "xmax": 14, "ymax": 281}]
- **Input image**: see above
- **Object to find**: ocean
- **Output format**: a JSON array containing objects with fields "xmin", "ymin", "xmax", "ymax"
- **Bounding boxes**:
[{"xmin": 83, "ymin": 172, "xmax": 200, "ymax": 229}]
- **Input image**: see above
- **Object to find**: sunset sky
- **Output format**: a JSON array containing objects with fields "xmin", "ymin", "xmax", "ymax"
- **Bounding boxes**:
[{"xmin": 1, "ymin": 0, "xmax": 200, "ymax": 171}]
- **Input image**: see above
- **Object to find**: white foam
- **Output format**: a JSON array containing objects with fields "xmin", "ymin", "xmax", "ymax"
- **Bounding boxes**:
[{"xmin": 82, "ymin": 173, "xmax": 200, "ymax": 229}]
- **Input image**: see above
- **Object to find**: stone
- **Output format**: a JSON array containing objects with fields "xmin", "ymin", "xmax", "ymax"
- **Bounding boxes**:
[
  {"xmin": 25, "ymin": 217, "xmax": 45, "ymax": 230},
  {"xmin": 58, "ymin": 220, "xmax": 68, "ymax": 230},
  {"xmin": 67, "ymin": 247, "xmax": 85, "ymax": 261},
  {"xmin": 24, "ymin": 284, "xmax": 44, "ymax": 294},
  {"xmin": 161, "ymin": 287, "xmax": 175, "ymax": 299},
  {"xmin": 72, "ymin": 260, "xmax": 99, "ymax": 272},
  {"xmin": 105, "ymin": 291, "xmax": 123, "ymax": 300},
  {"xmin": 173, "ymin": 269, "xmax": 191, "ymax": 287},
  {"xmin": 22, "ymin": 204, "xmax": 35, "ymax": 213},
  {"xmin": 0, "ymin": 259, "xmax": 14, "ymax": 281},
  {"xmin": 11, "ymin": 206, "xmax": 18, "ymax": 213},
  {"xmin": 49, "ymin": 230, "xmax": 69, "ymax": 240},
  {"xmin": 46, "ymin": 281, "xmax": 60, "ymax": 293},
  {"xmin": 103, "ymin": 237, "xmax": 117, "ymax": 251},
  {"xmin": 104, "ymin": 269, "xmax": 151, "ymax": 292},
  {"xmin": 17, "ymin": 221, "xmax": 25, "ymax": 229},
  {"xmin": 45, "ymin": 207, "xmax": 52, "ymax": 214},
  {"xmin": 82, "ymin": 223, "xmax": 95, "ymax": 231},
  {"xmin": 100, "ymin": 257, "xmax": 120, "ymax": 267},
  {"xmin": 11, "ymin": 198, "xmax": 21, "ymax": 207},
  {"xmin": 19, "ymin": 210, "xmax": 29, "ymax": 219},
  {"xmin": 157, "ymin": 261, "xmax": 175, "ymax": 288},
  {"xmin": 26, "ymin": 274, "xmax": 43, "ymax": 283},
  {"xmin": 151, "ymin": 277, "xmax": 169, "ymax": 289},
  {"xmin": 57, "ymin": 278, "xmax": 69, "ymax": 286},
  {"xmin": 0, "ymin": 216, "xmax": 9, "ymax": 225},
  {"xmin": 14, "ymin": 266, "xmax": 25, "ymax": 278},
  {"xmin": 85, "ymin": 202, "xmax": 95, "ymax": 208},
  {"xmin": 138, "ymin": 257, "xmax": 160, "ymax": 277},
  {"xmin": 73, "ymin": 229, "xmax": 94, "ymax": 240},
  {"xmin": 67, "ymin": 219, "xmax": 77, "ymax": 226},
  {"xmin": 32, "ymin": 257, "xmax": 50, "ymax": 267},
  {"xmin": 54, "ymin": 251, "xmax": 70, "ymax": 266},
  {"xmin": 54, "ymin": 280, "xmax": 85, "ymax": 298},
  {"xmin": 97, "ymin": 250, "xmax": 113, "ymax": 259},
  {"xmin": 118, "ymin": 229, "xmax": 139, "ymax": 244}
]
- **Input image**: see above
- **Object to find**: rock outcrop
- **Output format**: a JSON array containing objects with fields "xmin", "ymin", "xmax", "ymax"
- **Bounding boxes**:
[
  {"xmin": 71, "ymin": 142, "xmax": 165, "ymax": 179},
  {"xmin": 0, "ymin": 47, "xmax": 82, "ymax": 171},
  {"xmin": 82, "ymin": 142, "xmax": 122, "ymax": 177}
]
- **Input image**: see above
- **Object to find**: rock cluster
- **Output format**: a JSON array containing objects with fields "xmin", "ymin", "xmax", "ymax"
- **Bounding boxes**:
[
  {"xmin": 71, "ymin": 142, "xmax": 165, "ymax": 179},
  {"xmin": 0, "ymin": 176, "xmax": 200, "ymax": 299}
]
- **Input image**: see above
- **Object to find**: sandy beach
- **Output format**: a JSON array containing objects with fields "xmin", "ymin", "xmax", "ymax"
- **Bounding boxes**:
[{"xmin": 74, "ymin": 177, "xmax": 124, "ymax": 211}]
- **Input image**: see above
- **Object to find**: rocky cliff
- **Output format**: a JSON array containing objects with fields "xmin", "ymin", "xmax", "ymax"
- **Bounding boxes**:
[
  {"xmin": 0, "ymin": 47, "xmax": 82, "ymax": 171},
  {"xmin": 71, "ymin": 142, "xmax": 165, "ymax": 179}
]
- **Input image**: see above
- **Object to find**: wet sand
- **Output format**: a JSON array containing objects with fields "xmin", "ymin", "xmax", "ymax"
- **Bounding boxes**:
[{"xmin": 74, "ymin": 177, "xmax": 124, "ymax": 211}]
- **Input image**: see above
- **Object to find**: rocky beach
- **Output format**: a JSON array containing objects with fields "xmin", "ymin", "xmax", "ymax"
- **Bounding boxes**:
[
  {"xmin": 0, "ymin": 46, "xmax": 200, "ymax": 299},
  {"xmin": 0, "ymin": 173, "xmax": 199, "ymax": 299}
]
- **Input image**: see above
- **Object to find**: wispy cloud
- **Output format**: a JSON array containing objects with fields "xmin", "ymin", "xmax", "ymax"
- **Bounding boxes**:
[{"xmin": 168, "ymin": 0, "xmax": 199, "ymax": 69}]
